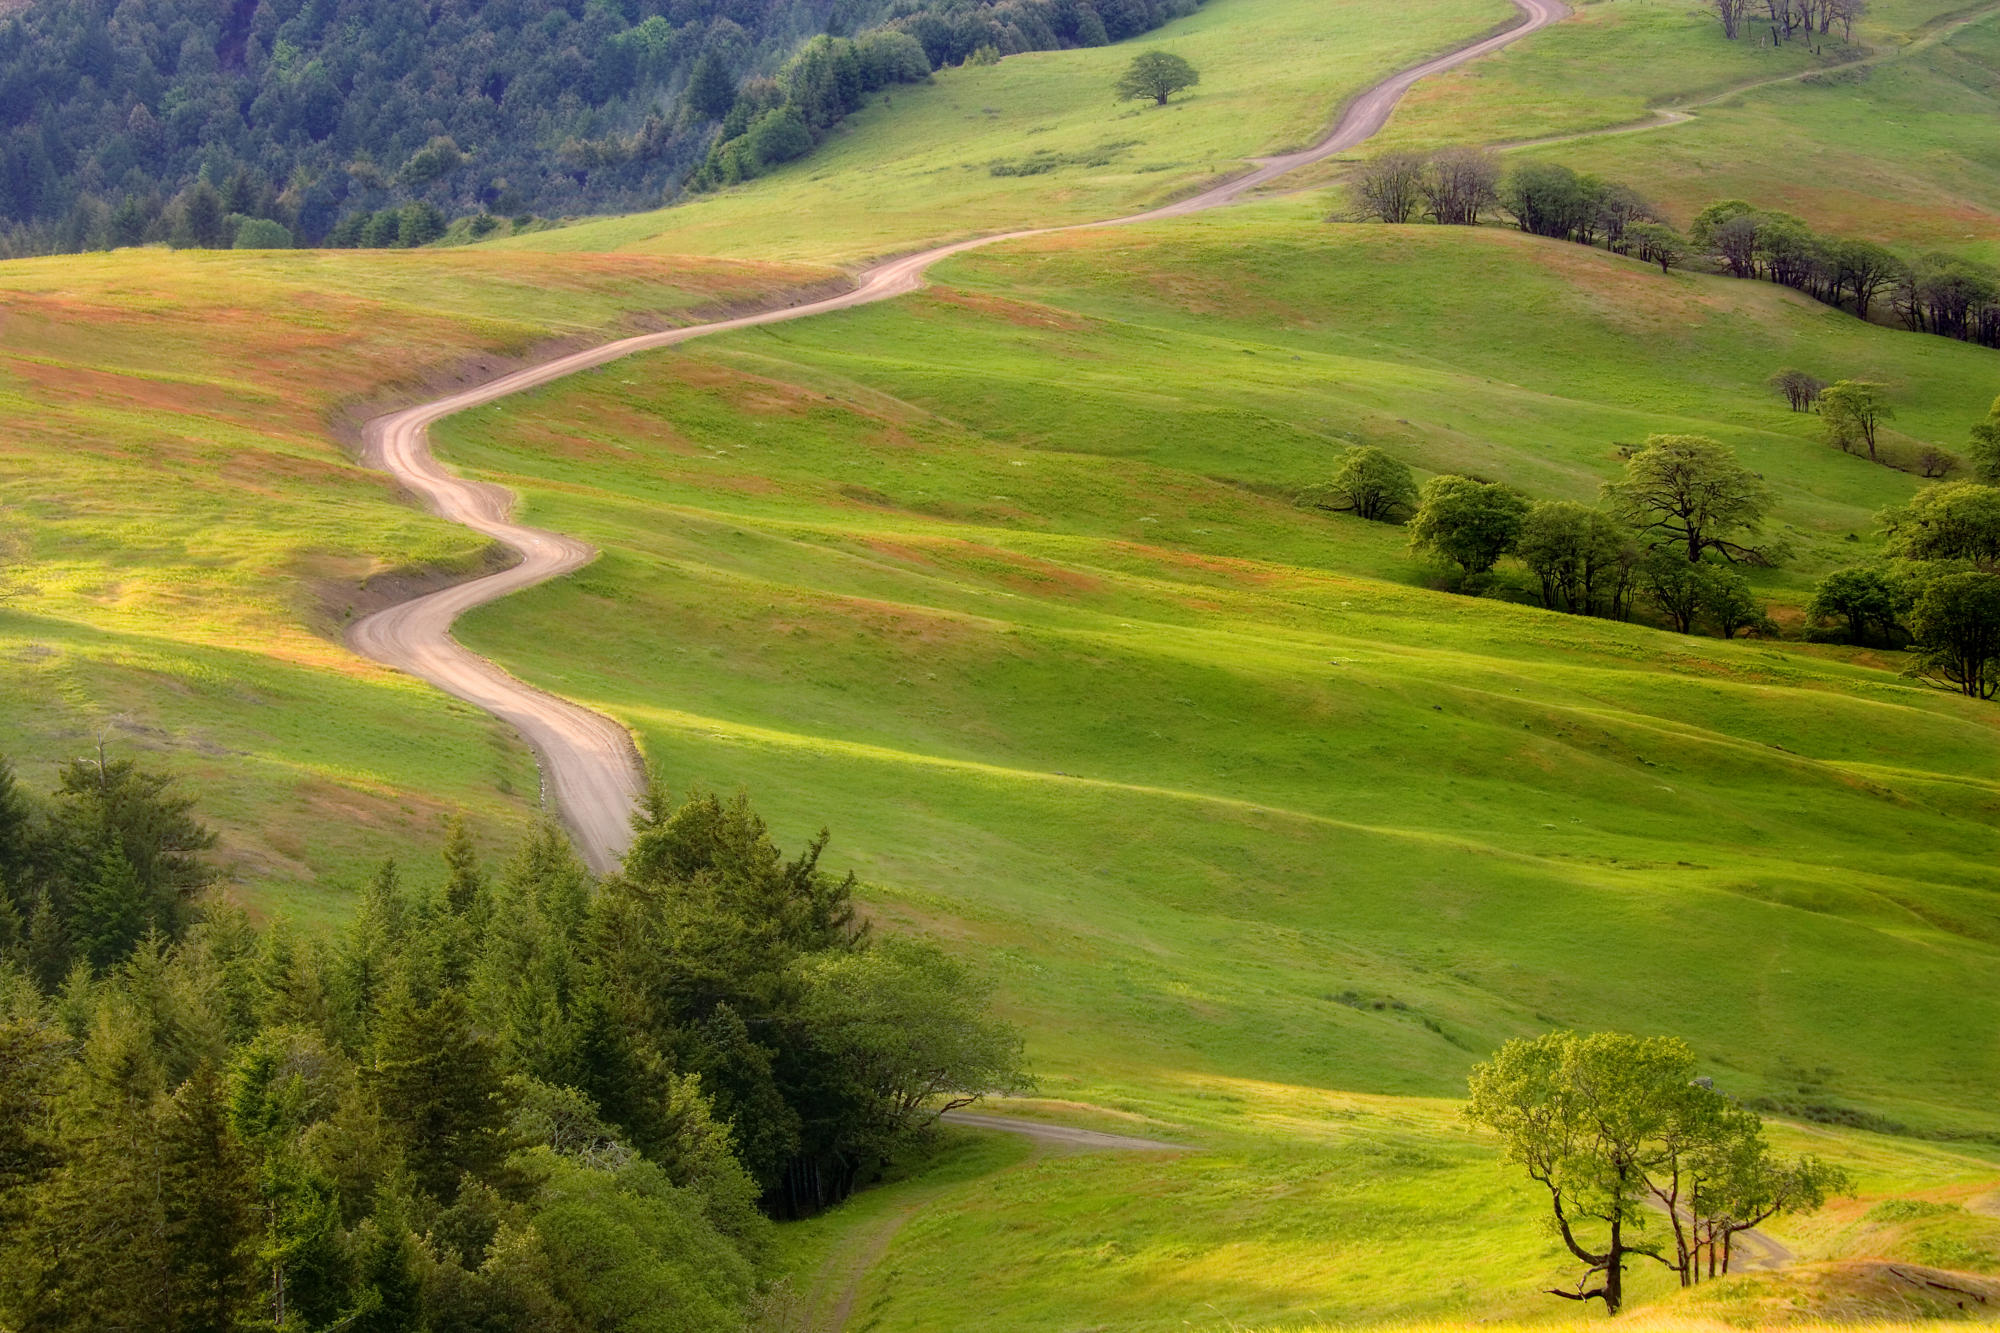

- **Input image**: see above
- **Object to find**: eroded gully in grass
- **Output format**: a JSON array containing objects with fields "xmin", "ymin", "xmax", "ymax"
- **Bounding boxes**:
[{"xmin": 345, "ymin": 0, "xmax": 1571, "ymax": 872}]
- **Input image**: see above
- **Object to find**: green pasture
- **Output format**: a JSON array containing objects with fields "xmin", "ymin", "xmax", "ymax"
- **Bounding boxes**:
[
  {"xmin": 1508, "ymin": 9, "xmax": 2000, "ymax": 255},
  {"xmin": 0, "ymin": 247, "xmax": 830, "ymax": 918},
  {"xmin": 1368, "ymin": 0, "xmax": 2000, "ymax": 251},
  {"xmin": 433, "ymin": 215, "xmax": 2000, "ymax": 1153},
  {"xmin": 488, "ymin": 0, "xmax": 1513, "ymax": 264}
]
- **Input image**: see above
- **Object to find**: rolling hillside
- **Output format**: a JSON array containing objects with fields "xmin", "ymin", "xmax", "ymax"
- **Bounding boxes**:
[{"xmin": 1, "ymin": 0, "xmax": 1997, "ymax": 1324}]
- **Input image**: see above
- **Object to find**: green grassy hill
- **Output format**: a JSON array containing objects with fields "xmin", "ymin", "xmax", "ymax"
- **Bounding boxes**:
[
  {"xmin": 488, "ymin": 0, "xmax": 1512, "ymax": 263},
  {"xmin": 0, "ymin": 248, "xmax": 832, "ymax": 920},
  {"xmin": 422, "ymin": 207, "xmax": 2000, "ymax": 1326},
  {"xmin": 1373, "ymin": 0, "xmax": 2000, "ymax": 251}
]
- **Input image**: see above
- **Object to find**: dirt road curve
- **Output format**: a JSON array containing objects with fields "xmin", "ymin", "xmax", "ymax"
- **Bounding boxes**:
[{"xmin": 346, "ymin": 0, "xmax": 1570, "ymax": 870}]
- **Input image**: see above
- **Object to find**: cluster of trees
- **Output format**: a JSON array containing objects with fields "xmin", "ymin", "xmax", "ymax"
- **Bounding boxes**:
[
  {"xmin": 1310, "ymin": 437, "xmax": 1780, "ymax": 639},
  {"xmin": 1673, "ymin": 198, "xmax": 2000, "ymax": 350},
  {"xmin": 1348, "ymin": 147, "xmax": 1504, "ymax": 227},
  {"xmin": 1350, "ymin": 157, "xmax": 1687, "ymax": 272},
  {"xmin": 0, "ymin": 753, "xmax": 1026, "ymax": 1330},
  {"xmin": 1468, "ymin": 1031, "xmax": 1848, "ymax": 1313},
  {"xmin": 1808, "ymin": 403, "xmax": 2000, "ymax": 697},
  {"xmin": 1710, "ymin": 0, "xmax": 1865, "ymax": 42},
  {"xmin": 1, "ymin": 0, "xmax": 1202, "ymax": 256},
  {"xmin": 1365, "ymin": 158, "xmax": 2000, "ymax": 353},
  {"xmin": 686, "ymin": 31, "xmax": 932, "ymax": 190}
]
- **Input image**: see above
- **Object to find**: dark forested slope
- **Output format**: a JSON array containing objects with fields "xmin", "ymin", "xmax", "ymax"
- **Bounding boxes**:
[{"xmin": 0, "ymin": 0, "xmax": 1195, "ymax": 252}]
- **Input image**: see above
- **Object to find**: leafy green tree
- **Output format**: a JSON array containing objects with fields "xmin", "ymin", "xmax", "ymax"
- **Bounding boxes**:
[
  {"xmin": 1807, "ymin": 566, "xmax": 1900, "ymax": 644},
  {"xmin": 1905, "ymin": 571, "xmax": 2000, "ymax": 698},
  {"xmin": 796, "ymin": 937, "xmax": 1030, "ymax": 1151},
  {"xmin": 1626, "ymin": 221, "xmax": 1688, "ymax": 274},
  {"xmin": 1466, "ymin": 1032, "xmax": 1691, "ymax": 1312},
  {"xmin": 1467, "ymin": 1031, "xmax": 1842, "ymax": 1311},
  {"xmin": 530, "ymin": 1155, "xmax": 755, "ymax": 1331},
  {"xmin": 744, "ymin": 106, "xmax": 813, "ymax": 169},
  {"xmin": 399, "ymin": 135, "xmax": 465, "ymax": 189},
  {"xmin": 1515, "ymin": 501, "xmax": 1635, "ymax": 616},
  {"xmin": 1637, "ymin": 549, "xmax": 1715, "ymax": 633},
  {"xmin": 1603, "ymin": 434, "xmax": 1777, "ymax": 564},
  {"xmin": 1500, "ymin": 162, "xmax": 1601, "ymax": 241},
  {"xmin": 1820, "ymin": 380, "xmax": 1893, "ymax": 461},
  {"xmin": 1114, "ymin": 50, "xmax": 1199, "ymax": 105},
  {"xmin": 1879, "ymin": 481, "xmax": 2000, "ymax": 570},
  {"xmin": 1301, "ymin": 446, "xmax": 1419, "ymax": 522},
  {"xmin": 1700, "ymin": 564, "xmax": 1767, "ymax": 638},
  {"xmin": 1689, "ymin": 1129, "xmax": 1847, "ymax": 1279},
  {"xmin": 1407, "ymin": 475, "xmax": 1529, "ymax": 580},
  {"xmin": 233, "ymin": 215, "xmax": 292, "ymax": 248},
  {"xmin": 1967, "ymin": 396, "xmax": 2000, "ymax": 484}
]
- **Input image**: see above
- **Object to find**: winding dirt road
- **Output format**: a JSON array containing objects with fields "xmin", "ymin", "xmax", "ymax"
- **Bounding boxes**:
[{"xmin": 346, "ymin": 0, "xmax": 1570, "ymax": 870}]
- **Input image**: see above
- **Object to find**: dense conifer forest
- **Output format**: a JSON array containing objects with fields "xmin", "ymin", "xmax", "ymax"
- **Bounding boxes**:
[
  {"xmin": 0, "ymin": 0, "xmax": 1196, "ymax": 254},
  {"xmin": 0, "ymin": 753, "xmax": 1024, "ymax": 1330}
]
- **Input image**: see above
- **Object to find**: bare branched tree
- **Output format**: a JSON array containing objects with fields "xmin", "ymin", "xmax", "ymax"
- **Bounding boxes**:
[
  {"xmin": 1421, "ymin": 147, "xmax": 1502, "ymax": 226},
  {"xmin": 1349, "ymin": 150, "xmax": 1428, "ymax": 224}
]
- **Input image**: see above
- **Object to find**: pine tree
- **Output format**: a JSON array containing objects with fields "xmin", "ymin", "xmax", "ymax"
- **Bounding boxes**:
[
  {"xmin": 440, "ymin": 817, "xmax": 486, "ymax": 917},
  {"xmin": 685, "ymin": 51, "xmax": 738, "ymax": 120},
  {"xmin": 23, "ymin": 890, "xmax": 68, "ymax": 991},
  {"xmin": 368, "ymin": 982, "xmax": 506, "ymax": 1201},
  {"xmin": 348, "ymin": 1193, "xmax": 424, "ymax": 1333},
  {"xmin": 75, "ymin": 842, "xmax": 150, "ymax": 969},
  {"xmin": 160, "ymin": 1064, "xmax": 259, "ymax": 1330}
]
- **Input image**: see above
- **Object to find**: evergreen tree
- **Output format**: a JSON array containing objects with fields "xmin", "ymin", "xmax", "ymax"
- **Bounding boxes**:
[
  {"xmin": 23, "ymin": 890, "xmax": 68, "ymax": 991},
  {"xmin": 685, "ymin": 52, "xmax": 738, "ymax": 120},
  {"xmin": 368, "ymin": 982, "xmax": 507, "ymax": 1201},
  {"xmin": 74, "ymin": 843, "xmax": 150, "ymax": 970},
  {"xmin": 441, "ymin": 817, "xmax": 487, "ymax": 917},
  {"xmin": 171, "ymin": 180, "xmax": 228, "ymax": 248},
  {"xmin": 160, "ymin": 1064, "xmax": 259, "ymax": 1329}
]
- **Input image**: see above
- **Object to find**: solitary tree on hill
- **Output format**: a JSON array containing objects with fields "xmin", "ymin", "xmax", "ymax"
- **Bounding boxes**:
[{"xmin": 1114, "ymin": 51, "xmax": 1199, "ymax": 106}]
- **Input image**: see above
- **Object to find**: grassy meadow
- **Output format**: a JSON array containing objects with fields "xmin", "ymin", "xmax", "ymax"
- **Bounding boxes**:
[
  {"xmin": 0, "ymin": 247, "xmax": 832, "ymax": 921},
  {"xmin": 1368, "ymin": 0, "xmax": 2000, "ymax": 252},
  {"xmin": 420, "ymin": 211, "xmax": 2000, "ymax": 1322},
  {"xmin": 486, "ymin": 0, "xmax": 1513, "ymax": 264}
]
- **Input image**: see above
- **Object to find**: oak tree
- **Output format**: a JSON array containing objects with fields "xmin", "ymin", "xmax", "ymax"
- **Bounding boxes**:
[
  {"xmin": 1603, "ymin": 435, "xmax": 1777, "ymax": 564},
  {"xmin": 1114, "ymin": 51, "xmax": 1199, "ymax": 106},
  {"xmin": 1408, "ymin": 476, "xmax": 1529, "ymax": 579},
  {"xmin": 1301, "ymin": 446, "xmax": 1419, "ymax": 522}
]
